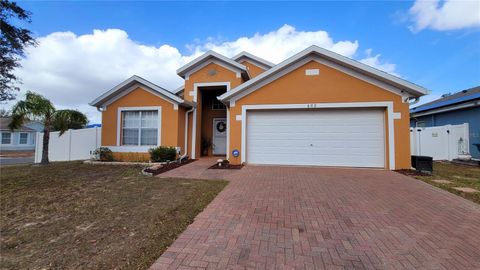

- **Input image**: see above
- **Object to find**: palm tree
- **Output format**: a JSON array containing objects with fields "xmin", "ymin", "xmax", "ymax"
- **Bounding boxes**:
[{"xmin": 9, "ymin": 91, "xmax": 88, "ymax": 164}]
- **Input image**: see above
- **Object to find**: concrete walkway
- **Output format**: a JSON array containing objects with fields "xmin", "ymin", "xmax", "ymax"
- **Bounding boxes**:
[{"xmin": 151, "ymin": 160, "xmax": 480, "ymax": 269}]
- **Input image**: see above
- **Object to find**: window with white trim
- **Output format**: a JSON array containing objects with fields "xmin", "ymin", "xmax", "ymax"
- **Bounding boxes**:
[
  {"xmin": 416, "ymin": 121, "xmax": 425, "ymax": 128},
  {"xmin": 212, "ymin": 99, "xmax": 226, "ymax": 110},
  {"xmin": 19, "ymin": 133, "xmax": 29, "ymax": 144},
  {"xmin": 122, "ymin": 110, "xmax": 158, "ymax": 146},
  {"xmin": 1, "ymin": 132, "xmax": 11, "ymax": 144}
]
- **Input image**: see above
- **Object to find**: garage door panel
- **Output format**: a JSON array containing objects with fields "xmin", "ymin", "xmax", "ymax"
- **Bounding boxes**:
[{"xmin": 246, "ymin": 109, "xmax": 385, "ymax": 168}]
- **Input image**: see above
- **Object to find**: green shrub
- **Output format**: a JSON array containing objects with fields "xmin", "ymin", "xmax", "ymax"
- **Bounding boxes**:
[
  {"xmin": 92, "ymin": 147, "xmax": 114, "ymax": 162},
  {"xmin": 149, "ymin": 146, "xmax": 177, "ymax": 162}
]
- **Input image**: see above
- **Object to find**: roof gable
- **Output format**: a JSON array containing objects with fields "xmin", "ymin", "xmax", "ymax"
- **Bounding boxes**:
[
  {"xmin": 219, "ymin": 45, "xmax": 428, "ymax": 103},
  {"xmin": 90, "ymin": 75, "xmax": 189, "ymax": 108},
  {"xmin": 232, "ymin": 51, "xmax": 274, "ymax": 70},
  {"xmin": 177, "ymin": 51, "xmax": 248, "ymax": 80}
]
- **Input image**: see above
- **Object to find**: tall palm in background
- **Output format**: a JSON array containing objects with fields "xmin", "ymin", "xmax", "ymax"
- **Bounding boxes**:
[{"xmin": 9, "ymin": 91, "xmax": 88, "ymax": 164}]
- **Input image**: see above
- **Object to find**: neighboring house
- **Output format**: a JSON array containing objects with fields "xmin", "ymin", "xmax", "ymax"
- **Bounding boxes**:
[
  {"xmin": 0, "ymin": 117, "xmax": 44, "ymax": 151},
  {"xmin": 410, "ymin": 86, "xmax": 480, "ymax": 159},
  {"xmin": 90, "ymin": 46, "xmax": 428, "ymax": 170}
]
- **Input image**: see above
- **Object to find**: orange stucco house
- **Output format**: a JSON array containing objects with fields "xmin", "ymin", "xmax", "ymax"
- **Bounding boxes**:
[{"xmin": 90, "ymin": 46, "xmax": 428, "ymax": 169}]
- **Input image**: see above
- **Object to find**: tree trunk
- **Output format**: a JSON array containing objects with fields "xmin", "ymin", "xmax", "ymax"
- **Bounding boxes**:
[{"xmin": 41, "ymin": 126, "xmax": 50, "ymax": 164}]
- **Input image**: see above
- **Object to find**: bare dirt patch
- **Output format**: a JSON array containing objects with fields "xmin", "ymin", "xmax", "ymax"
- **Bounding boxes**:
[
  {"xmin": 452, "ymin": 187, "xmax": 479, "ymax": 193},
  {"xmin": 432, "ymin": 179, "xmax": 453, "ymax": 184},
  {"xmin": 0, "ymin": 162, "xmax": 227, "ymax": 269}
]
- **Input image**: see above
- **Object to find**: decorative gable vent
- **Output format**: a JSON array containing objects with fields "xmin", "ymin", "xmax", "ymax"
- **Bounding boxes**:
[
  {"xmin": 305, "ymin": 69, "xmax": 319, "ymax": 76},
  {"xmin": 208, "ymin": 69, "xmax": 218, "ymax": 76}
]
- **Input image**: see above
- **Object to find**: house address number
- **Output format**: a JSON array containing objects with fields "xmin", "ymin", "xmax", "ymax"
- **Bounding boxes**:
[{"xmin": 306, "ymin": 104, "xmax": 318, "ymax": 108}]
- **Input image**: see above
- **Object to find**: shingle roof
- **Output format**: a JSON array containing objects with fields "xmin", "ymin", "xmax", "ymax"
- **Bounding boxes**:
[
  {"xmin": 219, "ymin": 45, "xmax": 428, "ymax": 102},
  {"xmin": 231, "ymin": 51, "xmax": 275, "ymax": 69},
  {"xmin": 0, "ymin": 117, "xmax": 36, "ymax": 131},
  {"xmin": 89, "ymin": 75, "xmax": 192, "ymax": 108},
  {"xmin": 410, "ymin": 86, "xmax": 480, "ymax": 114},
  {"xmin": 176, "ymin": 50, "xmax": 248, "ymax": 79}
]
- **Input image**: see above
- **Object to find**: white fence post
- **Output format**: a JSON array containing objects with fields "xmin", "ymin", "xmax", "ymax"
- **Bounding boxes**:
[
  {"xmin": 34, "ymin": 132, "xmax": 42, "ymax": 163},
  {"xmin": 68, "ymin": 129, "xmax": 72, "ymax": 161}
]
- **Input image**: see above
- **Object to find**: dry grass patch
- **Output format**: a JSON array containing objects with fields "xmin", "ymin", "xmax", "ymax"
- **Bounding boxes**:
[
  {"xmin": 0, "ymin": 162, "xmax": 227, "ymax": 269},
  {"xmin": 411, "ymin": 161, "xmax": 480, "ymax": 204}
]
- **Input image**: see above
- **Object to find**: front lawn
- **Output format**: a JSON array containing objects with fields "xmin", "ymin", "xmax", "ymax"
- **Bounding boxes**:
[
  {"xmin": 411, "ymin": 161, "xmax": 480, "ymax": 204},
  {"xmin": 0, "ymin": 162, "xmax": 227, "ymax": 269}
]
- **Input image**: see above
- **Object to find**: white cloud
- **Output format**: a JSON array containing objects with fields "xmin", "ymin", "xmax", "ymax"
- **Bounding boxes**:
[
  {"xmin": 189, "ymin": 24, "xmax": 360, "ymax": 63},
  {"xmin": 408, "ymin": 0, "xmax": 480, "ymax": 32},
  {"xmin": 11, "ymin": 25, "xmax": 397, "ymax": 123},
  {"xmin": 359, "ymin": 49, "xmax": 399, "ymax": 77}
]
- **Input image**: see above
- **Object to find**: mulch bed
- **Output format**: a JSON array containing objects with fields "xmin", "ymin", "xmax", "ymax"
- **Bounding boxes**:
[
  {"xmin": 144, "ymin": 159, "xmax": 196, "ymax": 176},
  {"xmin": 395, "ymin": 169, "xmax": 431, "ymax": 177},
  {"xmin": 208, "ymin": 162, "xmax": 243, "ymax": 170}
]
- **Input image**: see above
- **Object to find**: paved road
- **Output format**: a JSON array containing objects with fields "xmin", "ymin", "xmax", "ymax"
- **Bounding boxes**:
[
  {"xmin": 0, "ymin": 156, "xmax": 34, "ymax": 165},
  {"xmin": 151, "ymin": 159, "xmax": 480, "ymax": 269}
]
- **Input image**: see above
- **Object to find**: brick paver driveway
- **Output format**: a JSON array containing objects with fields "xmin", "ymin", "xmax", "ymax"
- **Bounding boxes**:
[{"xmin": 152, "ymin": 160, "xmax": 480, "ymax": 269}]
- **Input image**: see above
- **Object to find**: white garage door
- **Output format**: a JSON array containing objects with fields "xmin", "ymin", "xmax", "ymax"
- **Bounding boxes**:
[{"xmin": 246, "ymin": 109, "xmax": 385, "ymax": 168}]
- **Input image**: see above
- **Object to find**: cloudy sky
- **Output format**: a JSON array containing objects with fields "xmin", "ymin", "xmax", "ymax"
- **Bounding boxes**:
[{"xmin": 8, "ymin": 0, "xmax": 480, "ymax": 123}]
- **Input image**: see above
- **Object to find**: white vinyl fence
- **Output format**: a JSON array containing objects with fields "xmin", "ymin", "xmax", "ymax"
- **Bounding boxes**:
[
  {"xmin": 35, "ymin": 127, "xmax": 101, "ymax": 163},
  {"xmin": 410, "ymin": 123, "xmax": 470, "ymax": 161}
]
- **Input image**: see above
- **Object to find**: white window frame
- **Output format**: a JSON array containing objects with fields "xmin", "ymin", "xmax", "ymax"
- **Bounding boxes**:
[
  {"xmin": 19, "ymin": 132, "xmax": 29, "ymax": 145},
  {"xmin": 1, "ymin": 132, "xmax": 12, "ymax": 145},
  {"xmin": 116, "ymin": 106, "xmax": 162, "ymax": 151},
  {"xmin": 211, "ymin": 98, "xmax": 226, "ymax": 110},
  {"xmin": 415, "ymin": 121, "xmax": 426, "ymax": 128}
]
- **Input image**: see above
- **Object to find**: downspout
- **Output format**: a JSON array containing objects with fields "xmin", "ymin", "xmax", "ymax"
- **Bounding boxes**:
[
  {"xmin": 408, "ymin": 97, "xmax": 420, "ymax": 106},
  {"xmin": 179, "ymin": 105, "xmax": 195, "ymax": 162}
]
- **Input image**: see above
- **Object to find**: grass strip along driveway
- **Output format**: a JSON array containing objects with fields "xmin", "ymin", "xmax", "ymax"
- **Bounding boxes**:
[
  {"xmin": 0, "ymin": 162, "xmax": 227, "ymax": 269},
  {"xmin": 411, "ymin": 161, "xmax": 480, "ymax": 204}
]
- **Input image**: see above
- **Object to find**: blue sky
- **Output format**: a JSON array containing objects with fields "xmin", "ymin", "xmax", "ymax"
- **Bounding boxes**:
[{"xmin": 12, "ymin": 1, "xmax": 480, "ymax": 122}]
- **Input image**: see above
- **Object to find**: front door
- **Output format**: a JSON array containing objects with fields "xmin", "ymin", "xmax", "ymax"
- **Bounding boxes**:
[{"xmin": 212, "ymin": 118, "xmax": 227, "ymax": 155}]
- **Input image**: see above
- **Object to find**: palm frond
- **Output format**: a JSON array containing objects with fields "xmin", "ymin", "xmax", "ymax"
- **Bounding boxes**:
[
  {"xmin": 53, "ymin": 109, "xmax": 88, "ymax": 135},
  {"xmin": 9, "ymin": 91, "xmax": 55, "ymax": 130},
  {"xmin": 8, "ymin": 112, "xmax": 27, "ymax": 130}
]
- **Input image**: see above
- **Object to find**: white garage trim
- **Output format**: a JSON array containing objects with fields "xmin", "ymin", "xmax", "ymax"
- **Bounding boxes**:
[{"xmin": 241, "ymin": 101, "xmax": 395, "ymax": 169}]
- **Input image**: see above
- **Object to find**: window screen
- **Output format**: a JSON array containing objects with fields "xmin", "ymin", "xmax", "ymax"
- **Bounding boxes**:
[
  {"xmin": 19, "ymin": 133, "xmax": 28, "ymax": 144},
  {"xmin": 1, "ymin": 133, "xmax": 11, "ymax": 144},
  {"xmin": 416, "ymin": 121, "xmax": 426, "ymax": 128},
  {"xmin": 122, "ymin": 110, "xmax": 158, "ymax": 146},
  {"xmin": 212, "ymin": 99, "xmax": 226, "ymax": 110}
]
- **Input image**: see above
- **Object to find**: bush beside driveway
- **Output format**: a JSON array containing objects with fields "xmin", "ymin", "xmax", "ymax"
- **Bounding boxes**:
[{"xmin": 0, "ymin": 162, "xmax": 227, "ymax": 269}]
